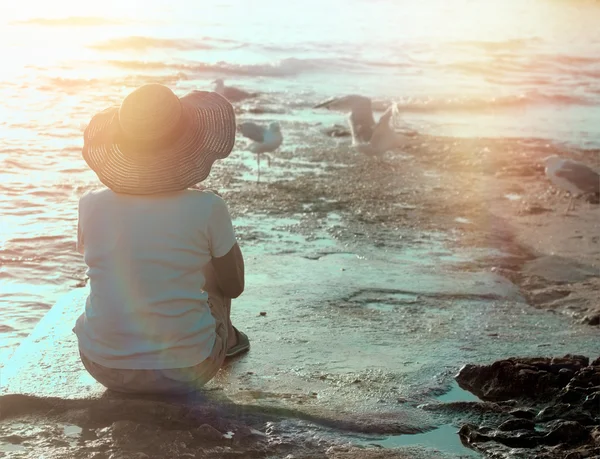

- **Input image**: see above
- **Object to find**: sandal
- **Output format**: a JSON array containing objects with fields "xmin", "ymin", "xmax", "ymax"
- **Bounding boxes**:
[{"xmin": 225, "ymin": 327, "xmax": 250, "ymax": 358}]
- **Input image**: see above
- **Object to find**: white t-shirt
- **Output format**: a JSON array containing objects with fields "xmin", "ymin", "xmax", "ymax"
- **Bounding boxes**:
[{"xmin": 74, "ymin": 188, "xmax": 237, "ymax": 370}]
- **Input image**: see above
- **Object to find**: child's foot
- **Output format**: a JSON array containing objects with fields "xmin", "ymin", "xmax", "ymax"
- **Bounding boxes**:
[{"xmin": 225, "ymin": 327, "xmax": 250, "ymax": 358}]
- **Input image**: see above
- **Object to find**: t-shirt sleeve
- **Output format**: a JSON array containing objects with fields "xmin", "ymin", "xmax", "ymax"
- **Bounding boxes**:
[{"xmin": 207, "ymin": 195, "xmax": 237, "ymax": 258}]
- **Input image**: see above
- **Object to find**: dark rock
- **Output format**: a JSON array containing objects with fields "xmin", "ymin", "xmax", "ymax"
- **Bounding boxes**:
[
  {"xmin": 550, "ymin": 355, "xmax": 590, "ymax": 372},
  {"xmin": 514, "ymin": 363, "xmax": 539, "ymax": 372},
  {"xmin": 583, "ymin": 392, "xmax": 600, "ymax": 414},
  {"xmin": 536, "ymin": 403, "xmax": 572, "ymax": 421},
  {"xmin": 565, "ymin": 447, "xmax": 600, "ymax": 459},
  {"xmin": 558, "ymin": 368, "xmax": 576, "ymax": 385},
  {"xmin": 559, "ymin": 386, "xmax": 589, "ymax": 404},
  {"xmin": 193, "ymin": 424, "xmax": 224, "ymax": 442},
  {"xmin": 508, "ymin": 408, "xmax": 536, "ymax": 420},
  {"xmin": 455, "ymin": 355, "xmax": 599, "ymax": 458},
  {"xmin": 456, "ymin": 358, "xmax": 563, "ymax": 401},
  {"xmin": 573, "ymin": 367, "xmax": 600, "ymax": 387},
  {"xmin": 574, "ymin": 367, "xmax": 596, "ymax": 381},
  {"xmin": 110, "ymin": 420, "xmax": 138, "ymax": 439},
  {"xmin": 489, "ymin": 429, "xmax": 542, "ymax": 448},
  {"xmin": 497, "ymin": 418, "xmax": 535, "ymax": 431},
  {"xmin": 582, "ymin": 314, "xmax": 600, "ymax": 326},
  {"xmin": 458, "ymin": 423, "xmax": 491, "ymax": 444},
  {"xmin": 567, "ymin": 412, "xmax": 597, "ymax": 427},
  {"xmin": 537, "ymin": 403, "xmax": 596, "ymax": 426},
  {"xmin": 591, "ymin": 426, "xmax": 600, "ymax": 443},
  {"xmin": 542, "ymin": 421, "xmax": 590, "ymax": 446}
]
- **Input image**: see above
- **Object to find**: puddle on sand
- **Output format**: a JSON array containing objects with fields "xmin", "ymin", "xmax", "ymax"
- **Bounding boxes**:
[
  {"xmin": 361, "ymin": 425, "xmax": 478, "ymax": 457},
  {"xmin": 364, "ymin": 302, "xmax": 396, "ymax": 312},
  {"xmin": 0, "ymin": 443, "xmax": 27, "ymax": 452},
  {"xmin": 63, "ymin": 424, "xmax": 82, "ymax": 437},
  {"xmin": 504, "ymin": 193, "xmax": 522, "ymax": 201},
  {"xmin": 358, "ymin": 291, "xmax": 420, "ymax": 312},
  {"xmin": 356, "ymin": 384, "xmax": 480, "ymax": 457},
  {"xmin": 454, "ymin": 217, "xmax": 471, "ymax": 225},
  {"xmin": 342, "ymin": 377, "xmax": 481, "ymax": 456},
  {"xmin": 436, "ymin": 381, "xmax": 480, "ymax": 403}
]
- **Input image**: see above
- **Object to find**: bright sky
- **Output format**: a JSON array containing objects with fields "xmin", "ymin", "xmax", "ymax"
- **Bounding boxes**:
[{"xmin": 0, "ymin": 1, "xmax": 163, "ymax": 20}]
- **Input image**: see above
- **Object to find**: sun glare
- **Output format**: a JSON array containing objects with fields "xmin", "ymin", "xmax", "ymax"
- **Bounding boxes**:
[{"xmin": 1, "ymin": 0, "xmax": 157, "ymax": 21}]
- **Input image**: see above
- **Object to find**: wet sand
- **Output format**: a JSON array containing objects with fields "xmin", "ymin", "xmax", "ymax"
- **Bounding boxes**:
[{"xmin": 1, "ymin": 129, "xmax": 598, "ymax": 458}]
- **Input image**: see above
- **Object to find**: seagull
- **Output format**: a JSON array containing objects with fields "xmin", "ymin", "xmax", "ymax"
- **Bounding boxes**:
[
  {"xmin": 315, "ymin": 95, "xmax": 375, "ymax": 144},
  {"xmin": 213, "ymin": 79, "xmax": 257, "ymax": 103},
  {"xmin": 543, "ymin": 155, "xmax": 599, "ymax": 214},
  {"xmin": 314, "ymin": 95, "xmax": 415, "ymax": 160},
  {"xmin": 353, "ymin": 103, "xmax": 411, "ymax": 159},
  {"xmin": 238, "ymin": 122, "xmax": 283, "ymax": 183}
]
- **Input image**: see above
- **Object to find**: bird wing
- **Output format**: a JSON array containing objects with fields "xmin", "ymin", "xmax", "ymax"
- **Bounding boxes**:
[
  {"xmin": 226, "ymin": 86, "xmax": 254, "ymax": 102},
  {"xmin": 365, "ymin": 104, "xmax": 408, "ymax": 155},
  {"xmin": 376, "ymin": 106, "xmax": 394, "ymax": 130},
  {"xmin": 349, "ymin": 111, "xmax": 374, "ymax": 144},
  {"xmin": 313, "ymin": 95, "xmax": 372, "ymax": 112},
  {"xmin": 253, "ymin": 129, "xmax": 283, "ymax": 153},
  {"xmin": 368, "ymin": 106, "xmax": 394, "ymax": 150},
  {"xmin": 314, "ymin": 95, "xmax": 375, "ymax": 144},
  {"xmin": 238, "ymin": 122, "xmax": 265, "ymax": 142},
  {"xmin": 555, "ymin": 161, "xmax": 600, "ymax": 194},
  {"xmin": 390, "ymin": 102, "xmax": 418, "ymax": 136}
]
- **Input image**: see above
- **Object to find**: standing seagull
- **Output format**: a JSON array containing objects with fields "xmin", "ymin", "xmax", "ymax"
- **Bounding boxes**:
[
  {"xmin": 543, "ymin": 155, "xmax": 599, "ymax": 214},
  {"xmin": 314, "ymin": 95, "xmax": 415, "ymax": 159},
  {"xmin": 238, "ymin": 122, "xmax": 283, "ymax": 183},
  {"xmin": 213, "ymin": 79, "xmax": 257, "ymax": 103}
]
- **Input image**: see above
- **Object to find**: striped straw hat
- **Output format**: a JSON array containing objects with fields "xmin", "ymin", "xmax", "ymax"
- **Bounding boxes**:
[{"xmin": 82, "ymin": 84, "xmax": 236, "ymax": 195}]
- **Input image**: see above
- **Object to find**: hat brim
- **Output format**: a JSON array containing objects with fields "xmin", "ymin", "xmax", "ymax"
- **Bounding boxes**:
[{"xmin": 82, "ymin": 91, "xmax": 235, "ymax": 195}]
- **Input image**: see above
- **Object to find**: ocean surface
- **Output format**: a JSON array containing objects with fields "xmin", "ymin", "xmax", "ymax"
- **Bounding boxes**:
[{"xmin": 1, "ymin": 0, "xmax": 600, "ymax": 364}]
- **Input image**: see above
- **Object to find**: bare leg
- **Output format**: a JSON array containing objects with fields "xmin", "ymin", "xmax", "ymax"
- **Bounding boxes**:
[{"xmin": 202, "ymin": 261, "xmax": 237, "ymax": 349}]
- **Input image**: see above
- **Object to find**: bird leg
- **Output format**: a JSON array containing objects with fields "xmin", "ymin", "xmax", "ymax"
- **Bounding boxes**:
[
  {"xmin": 563, "ymin": 195, "xmax": 574, "ymax": 215},
  {"xmin": 264, "ymin": 154, "xmax": 272, "ymax": 167},
  {"xmin": 569, "ymin": 195, "xmax": 579, "ymax": 212},
  {"xmin": 256, "ymin": 154, "xmax": 261, "ymax": 184}
]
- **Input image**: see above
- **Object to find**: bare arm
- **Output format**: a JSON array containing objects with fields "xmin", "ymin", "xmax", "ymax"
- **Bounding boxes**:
[
  {"xmin": 77, "ymin": 219, "xmax": 84, "ymax": 254},
  {"xmin": 211, "ymin": 242, "xmax": 245, "ymax": 298}
]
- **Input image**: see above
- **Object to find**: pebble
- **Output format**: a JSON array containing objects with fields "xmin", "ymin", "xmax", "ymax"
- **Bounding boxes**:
[{"xmin": 194, "ymin": 424, "xmax": 224, "ymax": 441}]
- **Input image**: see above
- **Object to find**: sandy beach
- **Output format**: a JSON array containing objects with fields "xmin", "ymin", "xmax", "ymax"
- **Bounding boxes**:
[{"xmin": 1, "ymin": 129, "xmax": 598, "ymax": 458}]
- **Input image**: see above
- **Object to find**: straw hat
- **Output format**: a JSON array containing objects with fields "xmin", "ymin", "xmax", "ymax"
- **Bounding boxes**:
[{"xmin": 82, "ymin": 84, "xmax": 236, "ymax": 195}]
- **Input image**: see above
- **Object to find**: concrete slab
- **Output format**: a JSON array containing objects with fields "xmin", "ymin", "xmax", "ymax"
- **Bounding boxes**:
[{"xmin": 0, "ymin": 251, "xmax": 524, "ymax": 402}]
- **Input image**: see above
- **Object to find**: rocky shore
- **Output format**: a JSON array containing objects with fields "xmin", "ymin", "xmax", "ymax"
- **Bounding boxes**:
[
  {"xmin": 455, "ymin": 355, "xmax": 600, "ymax": 457},
  {"xmin": 1, "ymin": 130, "xmax": 598, "ymax": 458}
]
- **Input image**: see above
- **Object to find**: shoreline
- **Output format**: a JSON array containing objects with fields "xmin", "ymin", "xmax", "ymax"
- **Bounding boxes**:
[
  {"xmin": 0, "ymin": 131, "xmax": 598, "ymax": 458},
  {"xmin": 218, "ymin": 130, "xmax": 600, "ymax": 326}
]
